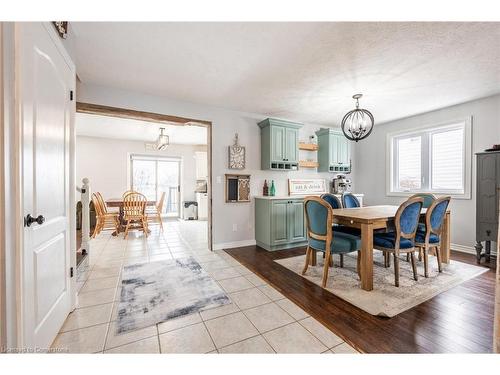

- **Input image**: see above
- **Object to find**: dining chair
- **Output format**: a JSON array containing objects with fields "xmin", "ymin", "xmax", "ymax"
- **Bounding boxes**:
[
  {"xmin": 303, "ymin": 196, "xmax": 362, "ymax": 288},
  {"xmin": 96, "ymin": 192, "xmax": 118, "ymax": 214},
  {"xmin": 414, "ymin": 196, "xmax": 451, "ymax": 277},
  {"xmin": 122, "ymin": 190, "xmax": 136, "ymax": 199},
  {"xmin": 408, "ymin": 193, "xmax": 437, "ymax": 260},
  {"xmin": 91, "ymin": 193, "xmax": 119, "ymax": 238},
  {"xmin": 146, "ymin": 191, "xmax": 166, "ymax": 232},
  {"xmin": 123, "ymin": 192, "xmax": 148, "ymax": 239},
  {"xmin": 341, "ymin": 193, "xmax": 360, "ymax": 208},
  {"xmin": 321, "ymin": 193, "xmax": 360, "ymax": 249},
  {"xmin": 373, "ymin": 196, "xmax": 424, "ymax": 287}
]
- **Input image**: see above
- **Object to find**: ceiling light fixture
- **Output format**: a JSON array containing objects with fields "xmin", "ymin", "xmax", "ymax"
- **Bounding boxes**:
[
  {"xmin": 157, "ymin": 127, "xmax": 170, "ymax": 150},
  {"xmin": 341, "ymin": 94, "xmax": 374, "ymax": 142}
]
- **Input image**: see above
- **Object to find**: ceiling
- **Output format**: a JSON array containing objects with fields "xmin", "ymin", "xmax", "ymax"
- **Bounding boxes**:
[
  {"xmin": 72, "ymin": 22, "xmax": 500, "ymax": 125},
  {"xmin": 76, "ymin": 113, "xmax": 207, "ymax": 145}
]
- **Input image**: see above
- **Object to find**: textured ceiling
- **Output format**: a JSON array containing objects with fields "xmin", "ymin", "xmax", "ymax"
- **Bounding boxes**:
[
  {"xmin": 76, "ymin": 113, "xmax": 207, "ymax": 145},
  {"xmin": 72, "ymin": 22, "xmax": 500, "ymax": 125}
]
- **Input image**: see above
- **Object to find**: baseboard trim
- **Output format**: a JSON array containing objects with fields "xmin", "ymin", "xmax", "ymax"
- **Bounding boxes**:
[
  {"xmin": 213, "ymin": 239, "xmax": 257, "ymax": 251},
  {"xmin": 451, "ymin": 243, "xmax": 476, "ymax": 254}
]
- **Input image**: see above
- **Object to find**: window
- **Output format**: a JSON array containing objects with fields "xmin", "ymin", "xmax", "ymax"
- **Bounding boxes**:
[
  {"xmin": 388, "ymin": 118, "xmax": 471, "ymax": 198},
  {"xmin": 130, "ymin": 155, "xmax": 181, "ymax": 216}
]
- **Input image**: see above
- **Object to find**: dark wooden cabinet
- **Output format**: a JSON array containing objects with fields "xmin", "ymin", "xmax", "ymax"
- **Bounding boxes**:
[{"xmin": 475, "ymin": 150, "xmax": 500, "ymax": 262}]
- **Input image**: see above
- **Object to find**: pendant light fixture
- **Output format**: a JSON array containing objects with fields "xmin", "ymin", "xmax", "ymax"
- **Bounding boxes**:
[
  {"xmin": 157, "ymin": 127, "xmax": 170, "ymax": 150},
  {"xmin": 341, "ymin": 94, "xmax": 374, "ymax": 142}
]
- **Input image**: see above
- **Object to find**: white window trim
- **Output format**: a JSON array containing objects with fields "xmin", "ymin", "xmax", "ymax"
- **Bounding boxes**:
[{"xmin": 386, "ymin": 116, "xmax": 472, "ymax": 200}]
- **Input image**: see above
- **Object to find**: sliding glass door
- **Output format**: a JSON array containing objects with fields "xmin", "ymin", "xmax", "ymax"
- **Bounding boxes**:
[{"xmin": 130, "ymin": 155, "xmax": 180, "ymax": 217}]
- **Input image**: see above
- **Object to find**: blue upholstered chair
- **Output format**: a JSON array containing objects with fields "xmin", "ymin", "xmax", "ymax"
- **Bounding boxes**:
[
  {"xmin": 341, "ymin": 193, "xmax": 360, "ymax": 208},
  {"xmin": 303, "ymin": 197, "xmax": 361, "ymax": 287},
  {"xmin": 373, "ymin": 197, "xmax": 424, "ymax": 287},
  {"xmin": 321, "ymin": 193, "xmax": 360, "ymax": 243},
  {"xmin": 414, "ymin": 196, "xmax": 451, "ymax": 277},
  {"xmin": 410, "ymin": 193, "xmax": 437, "ymax": 237}
]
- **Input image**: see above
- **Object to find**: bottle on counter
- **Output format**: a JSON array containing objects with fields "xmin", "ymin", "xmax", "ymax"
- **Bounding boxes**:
[
  {"xmin": 263, "ymin": 180, "xmax": 269, "ymax": 196},
  {"xmin": 270, "ymin": 180, "xmax": 276, "ymax": 196}
]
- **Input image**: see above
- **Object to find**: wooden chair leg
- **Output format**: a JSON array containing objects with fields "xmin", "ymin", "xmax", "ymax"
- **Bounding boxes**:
[
  {"xmin": 124, "ymin": 220, "xmax": 130, "ymax": 239},
  {"xmin": 328, "ymin": 255, "xmax": 333, "ymax": 267},
  {"xmin": 435, "ymin": 246, "xmax": 442, "ymax": 273},
  {"xmin": 410, "ymin": 252, "xmax": 418, "ymax": 281},
  {"xmin": 302, "ymin": 246, "xmax": 311, "ymax": 275},
  {"xmin": 393, "ymin": 253, "xmax": 400, "ymax": 287},
  {"xmin": 356, "ymin": 250, "xmax": 361, "ymax": 278},
  {"xmin": 339, "ymin": 254, "xmax": 344, "ymax": 268},
  {"xmin": 91, "ymin": 218, "xmax": 100, "ymax": 238},
  {"xmin": 142, "ymin": 218, "xmax": 148, "ymax": 237},
  {"xmin": 418, "ymin": 247, "xmax": 423, "ymax": 261},
  {"xmin": 158, "ymin": 213, "xmax": 164, "ymax": 232},
  {"xmin": 406, "ymin": 253, "xmax": 410, "ymax": 262},
  {"xmin": 311, "ymin": 250, "xmax": 317, "ymax": 266},
  {"xmin": 322, "ymin": 251, "xmax": 331, "ymax": 288},
  {"xmin": 423, "ymin": 248, "xmax": 429, "ymax": 278}
]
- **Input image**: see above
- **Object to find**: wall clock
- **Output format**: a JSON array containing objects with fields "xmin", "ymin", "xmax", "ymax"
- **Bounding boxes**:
[{"xmin": 228, "ymin": 133, "xmax": 245, "ymax": 169}]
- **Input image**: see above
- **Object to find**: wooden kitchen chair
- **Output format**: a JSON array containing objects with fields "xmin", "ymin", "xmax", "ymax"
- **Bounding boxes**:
[
  {"xmin": 123, "ymin": 192, "xmax": 148, "ymax": 239},
  {"xmin": 146, "ymin": 192, "xmax": 166, "ymax": 232},
  {"xmin": 91, "ymin": 192, "xmax": 119, "ymax": 238}
]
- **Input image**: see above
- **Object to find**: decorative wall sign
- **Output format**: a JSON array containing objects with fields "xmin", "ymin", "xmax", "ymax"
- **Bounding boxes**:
[
  {"xmin": 225, "ymin": 174, "xmax": 250, "ymax": 203},
  {"xmin": 288, "ymin": 178, "xmax": 327, "ymax": 196},
  {"xmin": 228, "ymin": 133, "xmax": 245, "ymax": 169},
  {"xmin": 52, "ymin": 22, "xmax": 69, "ymax": 39}
]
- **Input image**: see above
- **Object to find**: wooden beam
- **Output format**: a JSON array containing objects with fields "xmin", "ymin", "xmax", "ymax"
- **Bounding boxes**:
[{"xmin": 76, "ymin": 102, "xmax": 212, "ymax": 126}]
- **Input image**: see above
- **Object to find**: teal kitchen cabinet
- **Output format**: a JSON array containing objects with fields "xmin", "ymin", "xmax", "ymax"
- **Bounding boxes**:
[
  {"xmin": 258, "ymin": 118, "xmax": 302, "ymax": 171},
  {"xmin": 255, "ymin": 197, "xmax": 307, "ymax": 251},
  {"xmin": 316, "ymin": 128, "xmax": 351, "ymax": 173}
]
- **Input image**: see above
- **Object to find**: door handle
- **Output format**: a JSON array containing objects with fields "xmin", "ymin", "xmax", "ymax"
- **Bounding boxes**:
[{"xmin": 24, "ymin": 214, "xmax": 45, "ymax": 227}]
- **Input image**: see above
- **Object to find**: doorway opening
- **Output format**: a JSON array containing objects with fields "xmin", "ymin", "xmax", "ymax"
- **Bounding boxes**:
[{"xmin": 74, "ymin": 103, "xmax": 213, "ymax": 282}]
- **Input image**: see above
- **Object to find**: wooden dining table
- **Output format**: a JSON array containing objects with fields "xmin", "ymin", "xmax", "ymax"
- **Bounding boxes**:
[
  {"xmin": 318, "ymin": 205, "xmax": 451, "ymax": 291},
  {"xmin": 106, "ymin": 198, "xmax": 157, "ymax": 235}
]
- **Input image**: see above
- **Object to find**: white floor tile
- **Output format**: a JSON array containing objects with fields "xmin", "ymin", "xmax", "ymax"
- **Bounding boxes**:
[
  {"xmin": 263, "ymin": 322, "xmax": 328, "ymax": 353},
  {"xmin": 52, "ymin": 324, "xmax": 108, "ymax": 353},
  {"xmin": 159, "ymin": 322, "xmax": 215, "ymax": 353},
  {"xmin": 204, "ymin": 312, "xmax": 259, "ymax": 348}
]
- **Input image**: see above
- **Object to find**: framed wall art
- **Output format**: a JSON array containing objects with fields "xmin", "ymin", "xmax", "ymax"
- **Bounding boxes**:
[{"xmin": 228, "ymin": 133, "xmax": 245, "ymax": 169}]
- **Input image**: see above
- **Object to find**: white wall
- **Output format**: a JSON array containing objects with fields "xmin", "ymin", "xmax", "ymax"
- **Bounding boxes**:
[
  {"xmin": 353, "ymin": 94, "xmax": 500, "ymax": 251},
  {"xmin": 76, "ymin": 83, "xmax": 351, "ymax": 248},
  {"xmin": 76, "ymin": 135, "xmax": 207, "ymax": 204}
]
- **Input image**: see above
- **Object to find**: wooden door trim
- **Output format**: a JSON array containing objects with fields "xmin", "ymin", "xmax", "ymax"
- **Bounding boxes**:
[
  {"xmin": 76, "ymin": 102, "xmax": 214, "ymax": 251},
  {"xmin": 76, "ymin": 102, "xmax": 212, "ymax": 127}
]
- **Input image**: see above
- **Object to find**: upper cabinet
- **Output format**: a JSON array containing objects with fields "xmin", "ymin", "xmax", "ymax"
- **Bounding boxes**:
[
  {"xmin": 316, "ymin": 128, "xmax": 351, "ymax": 173},
  {"xmin": 258, "ymin": 118, "xmax": 302, "ymax": 171}
]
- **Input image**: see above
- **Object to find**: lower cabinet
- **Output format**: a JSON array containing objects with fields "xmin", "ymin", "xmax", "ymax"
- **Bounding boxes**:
[{"xmin": 255, "ymin": 198, "xmax": 307, "ymax": 251}]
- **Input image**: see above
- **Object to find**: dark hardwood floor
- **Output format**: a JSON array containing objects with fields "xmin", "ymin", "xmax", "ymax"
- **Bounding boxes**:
[{"xmin": 225, "ymin": 246, "xmax": 496, "ymax": 353}]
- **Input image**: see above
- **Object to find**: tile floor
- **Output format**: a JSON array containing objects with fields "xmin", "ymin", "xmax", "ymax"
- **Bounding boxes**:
[{"xmin": 52, "ymin": 219, "xmax": 358, "ymax": 354}]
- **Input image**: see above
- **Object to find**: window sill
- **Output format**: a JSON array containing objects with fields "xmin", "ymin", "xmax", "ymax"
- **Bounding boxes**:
[{"xmin": 386, "ymin": 191, "xmax": 471, "ymax": 200}]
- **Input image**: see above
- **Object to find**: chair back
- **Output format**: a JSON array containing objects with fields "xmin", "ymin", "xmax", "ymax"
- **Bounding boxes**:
[
  {"xmin": 395, "ymin": 197, "xmax": 424, "ymax": 241},
  {"xmin": 157, "ymin": 192, "xmax": 166, "ymax": 213},
  {"xmin": 304, "ymin": 196, "xmax": 333, "ymax": 247},
  {"xmin": 92, "ymin": 193, "xmax": 104, "ymax": 217},
  {"xmin": 95, "ymin": 192, "xmax": 108, "ymax": 214},
  {"xmin": 320, "ymin": 193, "xmax": 342, "ymax": 209},
  {"xmin": 409, "ymin": 193, "xmax": 436, "ymax": 208},
  {"xmin": 123, "ymin": 192, "xmax": 147, "ymax": 218},
  {"xmin": 342, "ymin": 193, "xmax": 360, "ymax": 208},
  {"xmin": 425, "ymin": 196, "xmax": 451, "ymax": 235},
  {"xmin": 123, "ymin": 190, "xmax": 136, "ymax": 199}
]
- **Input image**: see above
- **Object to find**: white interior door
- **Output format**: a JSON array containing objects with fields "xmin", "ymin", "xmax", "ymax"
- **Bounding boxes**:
[{"xmin": 20, "ymin": 23, "xmax": 74, "ymax": 349}]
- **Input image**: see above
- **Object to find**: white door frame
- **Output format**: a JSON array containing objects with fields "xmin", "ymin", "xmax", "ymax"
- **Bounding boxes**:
[{"xmin": 1, "ymin": 22, "xmax": 76, "ymax": 350}]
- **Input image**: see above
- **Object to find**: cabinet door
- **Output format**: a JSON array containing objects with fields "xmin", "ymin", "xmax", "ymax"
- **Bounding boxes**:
[
  {"xmin": 330, "ymin": 134, "xmax": 339, "ymax": 165},
  {"xmin": 288, "ymin": 200, "xmax": 306, "ymax": 242},
  {"xmin": 338, "ymin": 136, "xmax": 350, "ymax": 166},
  {"xmin": 285, "ymin": 127, "xmax": 299, "ymax": 162},
  {"xmin": 271, "ymin": 201, "xmax": 289, "ymax": 245},
  {"xmin": 271, "ymin": 126, "xmax": 285, "ymax": 161}
]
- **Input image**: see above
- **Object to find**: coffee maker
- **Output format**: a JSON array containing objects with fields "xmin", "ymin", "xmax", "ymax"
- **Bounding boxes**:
[{"xmin": 332, "ymin": 174, "xmax": 352, "ymax": 194}]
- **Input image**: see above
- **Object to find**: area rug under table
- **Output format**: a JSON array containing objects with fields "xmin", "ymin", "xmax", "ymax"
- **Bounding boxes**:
[
  {"xmin": 275, "ymin": 251, "xmax": 488, "ymax": 317},
  {"xmin": 116, "ymin": 257, "xmax": 230, "ymax": 334}
]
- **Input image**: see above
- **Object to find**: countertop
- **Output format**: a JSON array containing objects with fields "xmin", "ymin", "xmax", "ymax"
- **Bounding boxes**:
[{"xmin": 254, "ymin": 193, "xmax": 364, "ymax": 200}]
